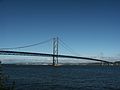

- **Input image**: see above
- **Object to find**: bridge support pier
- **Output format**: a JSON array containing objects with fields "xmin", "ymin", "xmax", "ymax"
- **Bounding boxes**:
[
  {"xmin": 101, "ymin": 62, "xmax": 104, "ymax": 66},
  {"xmin": 53, "ymin": 37, "xmax": 58, "ymax": 66}
]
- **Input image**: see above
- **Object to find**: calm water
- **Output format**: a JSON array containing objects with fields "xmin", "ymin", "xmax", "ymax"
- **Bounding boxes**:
[{"xmin": 2, "ymin": 64, "xmax": 120, "ymax": 90}]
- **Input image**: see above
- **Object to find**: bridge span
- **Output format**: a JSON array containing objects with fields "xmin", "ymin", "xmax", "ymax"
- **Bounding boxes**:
[{"xmin": 0, "ymin": 50, "xmax": 112, "ymax": 64}]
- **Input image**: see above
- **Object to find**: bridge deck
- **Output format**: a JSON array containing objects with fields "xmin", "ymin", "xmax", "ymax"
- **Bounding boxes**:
[{"xmin": 0, "ymin": 50, "xmax": 112, "ymax": 63}]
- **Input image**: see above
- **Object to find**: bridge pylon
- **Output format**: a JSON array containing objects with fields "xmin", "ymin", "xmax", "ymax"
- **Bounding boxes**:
[{"xmin": 53, "ymin": 37, "xmax": 59, "ymax": 66}]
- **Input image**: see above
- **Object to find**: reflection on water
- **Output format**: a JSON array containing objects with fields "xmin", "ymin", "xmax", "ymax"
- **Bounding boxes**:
[{"xmin": 2, "ymin": 65, "xmax": 120, "ymax": 90}]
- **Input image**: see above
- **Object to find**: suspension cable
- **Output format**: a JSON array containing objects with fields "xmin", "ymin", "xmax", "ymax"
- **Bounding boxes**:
[
  {"xmin": 59, "ymin": 38, "xmax": 80, "ymax": 56},
  {"xmin": 59, "ymin": 42, "xmax": 74, "ymax": 55},
  {"xmin": 0, "ymin": 38, "xmax": 52, "ymax": 50}
]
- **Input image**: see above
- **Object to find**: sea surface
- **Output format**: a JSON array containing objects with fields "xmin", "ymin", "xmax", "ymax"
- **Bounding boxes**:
[{"xmin": 2, "ymin": 64, "xmax": 120, "ymax": 90}]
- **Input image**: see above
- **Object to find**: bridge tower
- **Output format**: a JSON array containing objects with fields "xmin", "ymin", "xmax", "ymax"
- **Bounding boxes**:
[{"xmin": 53, "ymin": 37, "xmax": 59, "ymax": 66}]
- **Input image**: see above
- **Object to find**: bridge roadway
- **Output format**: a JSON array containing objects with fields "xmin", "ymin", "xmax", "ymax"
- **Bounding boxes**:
[{"xmin": 0, "ymin": 50, "xmax": 112, "ymax": 63}]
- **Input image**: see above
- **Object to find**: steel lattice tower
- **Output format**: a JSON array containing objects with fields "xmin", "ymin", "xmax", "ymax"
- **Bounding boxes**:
[{"xmin": 53, "ymin": 37, "xmax": 58, "ymax": 66}]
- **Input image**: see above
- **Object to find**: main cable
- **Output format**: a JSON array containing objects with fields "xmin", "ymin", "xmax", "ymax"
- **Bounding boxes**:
[
  {"xmin": 59, "ymin": 38, "xmax": 80, "ymax": 56},
  {"xmin": 0, "ymin": 38, "xmax": 52, "ymax": 50}
]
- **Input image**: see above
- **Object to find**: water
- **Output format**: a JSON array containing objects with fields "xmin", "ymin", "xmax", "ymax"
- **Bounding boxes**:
[{"xmin": 2, "ymin": 64, "xmax": 120, "ymax": 90}]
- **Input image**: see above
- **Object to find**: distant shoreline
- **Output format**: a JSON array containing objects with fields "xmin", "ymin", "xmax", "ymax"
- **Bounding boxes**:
[{"xmin": 2, "ymin": 63, "xmax": 120, "ymax": 66}]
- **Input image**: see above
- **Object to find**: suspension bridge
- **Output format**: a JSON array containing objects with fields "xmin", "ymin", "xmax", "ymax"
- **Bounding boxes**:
[{"xmin": 0, "ymin": 37, "xmax": 113, "ymax": 66}]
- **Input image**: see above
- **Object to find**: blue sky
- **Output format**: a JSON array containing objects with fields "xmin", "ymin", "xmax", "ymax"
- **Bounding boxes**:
[{"xmin": 0, "ymin": 0, "xmax": 120, "ymax": 58}]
